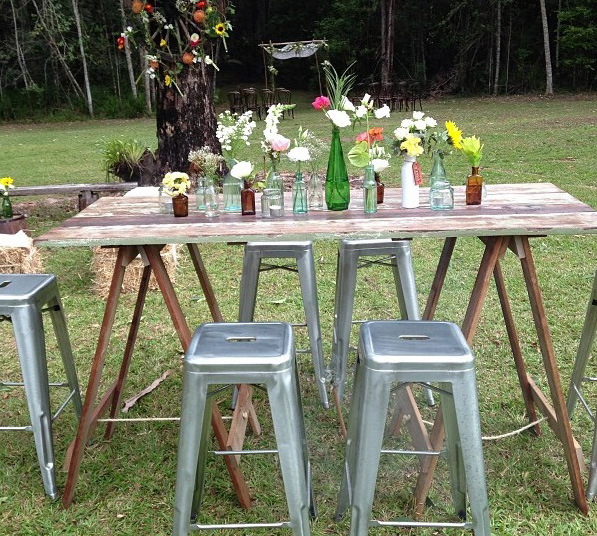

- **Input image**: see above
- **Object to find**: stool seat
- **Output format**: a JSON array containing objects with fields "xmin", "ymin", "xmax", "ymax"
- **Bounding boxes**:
[
  {"xmin": 336, "ymin": 320, "xmax": 490, "ymax": 535},
  {"xmin": 0, "ymin": 273, "xmax": 82, "ymax": 500},
  {"xmin": 173, "ymin": 322, "xmax": 316, "ymax": 535}
]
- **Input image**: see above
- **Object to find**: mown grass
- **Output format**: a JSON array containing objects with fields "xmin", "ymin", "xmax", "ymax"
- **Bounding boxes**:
[{"xmin": 1, "ymin": 93, "xmax": 597, "ymax": 535}]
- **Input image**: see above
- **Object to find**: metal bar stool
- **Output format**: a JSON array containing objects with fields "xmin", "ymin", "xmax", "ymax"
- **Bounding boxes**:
[
  {"xmin": 566, "ymin": 269, "xmax": 597, "ymax": 499},
  {"xmin": 0, "ymin": 274, "xmax": 82, "ymax": 500},
  {"xmin": 239, "ymin": 241, "xmax": 328, "ymax": 408},
  {"xmin": 172, "ymin": 322, "xmax": 316, "ymax": 535},
  {"xmin": 330, "ymin": 239, "xmax": 433, "ymax": 405},
  {"xmin": 336, "ymin": 320, "xmax": 490, "ymax": 535}
]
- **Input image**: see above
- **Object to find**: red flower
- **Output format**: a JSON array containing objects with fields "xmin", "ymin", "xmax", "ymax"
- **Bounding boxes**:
[
  {"xmin": 144, "ymin": 3, "xmax": 153, "ymax": 13},
  {"xmin": 196, "ymin": 0, "xmax": 206, "ymax": 7},
  {"xmin": 117, "ymin": 36, "xmax": 125, "ymax": 50},
  {"xmin": 368, "ymin": 127, "xmax": 383, "ymax": 142},
  {"xmin": 312, "ymin": 95, "xmax": 330, "ymax": 110}
]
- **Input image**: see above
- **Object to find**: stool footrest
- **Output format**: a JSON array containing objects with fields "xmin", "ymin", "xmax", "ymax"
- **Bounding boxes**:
[
  {"xmin": 211, "ymin": 449, "xmax": 278, "ymax": 455},
  {"xmin": 192, "ymin": 521, "xmax": 290, "ymax": 530},
  {"xmin": 371, "ymin": 519, "xmax": 470, "ymax": 529}
]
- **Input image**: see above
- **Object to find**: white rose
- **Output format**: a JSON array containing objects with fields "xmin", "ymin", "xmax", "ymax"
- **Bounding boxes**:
[
  {"xmin": 327, "ymin": 109, "xmax": 352, "ymax": 128},
  {"xmin": 340, "ymin": 96, "xmax": 355, "ymax": 112},
  {"xmin": 371, "ymin": 159, "xmax": 390, "ymax": 174},
  {"xmin": 393, "ymin": 127, "xmax": 410, "ymax": 140},
  {"xmin": 287, "ymin": 146, "xmax": 311, "ymax": 163},
  {"xmin": 412, "ymin": 111, "xmax": 425, "ymax": 120},
  {"xmin": 400, "ymin": 118, "xmax": 415, "ymax": 129},
  {"xmin": 425, "ymin": 116, "xmax": 437, "ymax": 127},
  {"xmin": 355, "ymin": 106, "xmax": 368, "ymax": 119},
  {"xmin": 414, "ymin": 119, "xmax": 428, "ymax": 131},
  {"xmin": 375, "ymin": 104, "xmax": 391, "ymax": 119},
  {"xmin": 361, "ymin": 93, "xmax": 372, "ymax": 108},
  {"xmin": 230, "ymin": 161, "xmax": 254, "ymax": 179}
]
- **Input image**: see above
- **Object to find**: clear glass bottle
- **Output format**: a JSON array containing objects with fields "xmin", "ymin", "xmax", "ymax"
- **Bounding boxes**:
[
  {"xmin": 466, "ymin": 167, "xmax": 483, "ymax": 205},
  {"xmin": 204, "ymin": 177, "xmax": 219, "ymax": 218},
  {"xmin": 308, "ymin": 170, "xmax": 324, "ymax": 210},
  {"xmin": 223, "ymin": 159, "xmax": 241, "ymax": 213},
  {"xmin": 363, "ymin": 164, "xmax": 377, "ymax": 214},
  {"xmin": 195, "ymin": 176, "xmax": 207, "ymax": 211},
  {"xmin": 429, "ymin": 151, "xmax": 454, "ymax": 210},
  {"xmin": 325, "ymin": 126, "xmax": 350, "ymax": 211},
  {"xmin": 292, "ymin": 171, "xmax": 308, "ymax": 214},
  {"xmin": 265, "ymin": 165, "xmax": 284, "ymax": 216},
  {"xmin": 241, "ymin": 180, "xmax": 256, "ymax": 215}
]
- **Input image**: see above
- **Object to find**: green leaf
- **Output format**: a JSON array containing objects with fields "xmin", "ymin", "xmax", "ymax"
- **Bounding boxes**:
[{"xmin": 347, "ymin": 141, "xmax": 370, "ymax": 168}]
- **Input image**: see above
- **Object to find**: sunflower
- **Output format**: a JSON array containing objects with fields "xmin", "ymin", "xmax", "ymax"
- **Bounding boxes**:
[
  {"xmin": 164, "ymin": 74, "xmax": 172, "ymax": 87},
  {"xmin": 214, "ymin": 23, "xmax": 226, "ymax": 36},
  {"xmin": 445, "ymin": 121, "xmax": 463, "ymax": 150}
]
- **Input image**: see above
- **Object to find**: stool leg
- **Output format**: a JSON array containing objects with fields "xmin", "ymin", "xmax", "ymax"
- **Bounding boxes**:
[
  {"xmin": 296, "ymin": 246, "xmax": 329, "ymax": 408},
  {"xmin": 566, "ymin": 271, "xmax": 597, "ymax": 417},
  {"xmin": 12, "ymin": 306, "xmax": 57, "ymax": 500},
  {"xmin": 450, "ymin": 372, "xmax": 491, "ymax": 536},
  {"xmin": 331, "ymin": 245, "xmax": 358, "ymax": 400},
  {"xmin": 269, "ymin": 367, "xmax": 313, "ymax": 535},
  {"xmin": 47, "ymin": 295, "xmax": 83, "ymax": 418},
  {"xmin": 238, "ymin": 246, "xmax": 261, "ymax": 322},
  {"xmin": 336, "ymin": 365, "xmax": 391, "ymax": 535},
  {"xmin": 190, "ymin": 393, "xmax": 214, "ymax": 522},
  {"xmin": 173, "ymin": 371, "xmax": 210, "ymax": 536},
  {"xmin": 587, "ymin": 411, "xmax": 597, "ymax": 500}
]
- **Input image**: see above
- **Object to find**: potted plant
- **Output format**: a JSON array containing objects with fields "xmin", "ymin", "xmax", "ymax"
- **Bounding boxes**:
[{"xmin": 102, "ymin": 138, "xmax": 157, "ymax": 184}]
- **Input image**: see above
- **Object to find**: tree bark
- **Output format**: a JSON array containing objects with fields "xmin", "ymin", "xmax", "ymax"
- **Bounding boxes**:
[
  {"xmin": 539, "ymin": 0, "xmax": 554, "ymax": 94},
  {"xmin": 155, "ymin": 62, "xmax": 222, "ymax": 184},
  {"xmin": 493, "ymin": 0, "xmax": 502, "ymax": 95},
  {"xmin": 71, "ymin": 0, "xmax": 94, "ymax": 116},
  {"xmin": 9, "ymin": 0, "xmax": 33, "ymax": 89}
]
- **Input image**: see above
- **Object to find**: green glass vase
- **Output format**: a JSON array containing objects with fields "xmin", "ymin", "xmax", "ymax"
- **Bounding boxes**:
[
  {"xmin": 429, "ymin": 151, "xmax": 454, "ymax": 210},
  {"xmin": 325, "ymin": 126, "xmax": 350, "ymax": 211},
  {"xmin": 2, "ymin": 195, "xmax": 13, "ymax": 219}
]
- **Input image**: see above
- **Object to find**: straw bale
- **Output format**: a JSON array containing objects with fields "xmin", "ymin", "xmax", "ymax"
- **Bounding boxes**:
[
  {"xmin": 91, "ymin": 245, "xmax": 180, "ymax": 298},
  {"xmin": 0, "ymin": 231, "xmax": 44, "ymax": 274}
]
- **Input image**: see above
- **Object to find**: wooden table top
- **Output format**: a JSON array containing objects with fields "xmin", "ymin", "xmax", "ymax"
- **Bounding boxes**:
[{"xmin": 34, "ymin": 183, "xmax": 597, "ymax": 248}]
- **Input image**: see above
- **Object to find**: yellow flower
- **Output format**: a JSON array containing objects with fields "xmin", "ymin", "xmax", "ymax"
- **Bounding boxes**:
[
  {"xmin": 160, "ymin": 38, "xmax": 167, "ymax": 48},
  {"xmin": 445, "ymin": 121, "xmax": 463, "ymax": 150},
  {"xmin": 214, "ymin": 23, "xmax": 226, "ymax": 36},
  {"xmin": 400, "ymin": 135, "xmax": 424, "ymax": 157},
  {"xmin": 164, "ymin": 74, "xmax": 172, "ymax": 87},
  {"xmin": 460, "ymin": 135, "xmax": 484, "ymax": 166},
  {"xmin": 0, "ymin": 177, "xmax": 14, "ymax": 189}
]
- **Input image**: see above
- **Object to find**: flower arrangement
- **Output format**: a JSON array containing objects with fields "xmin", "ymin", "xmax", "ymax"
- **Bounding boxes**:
[
  {"xmin": 296, "ymin": 127, "xmax": 327, "ymax": 174},
  {"xmin": 124, "ymin": 0, "xmax": 232, "ymax": 92},
  {"xmin": 393, "ymin": 111, "xmax": 437, "ymax": 156},
  {"xmin": 216, "ymin": 110, "xmax": 257, "ymax": 163},
  {"xmin": 1, "ymin": 176, "xmax": 15, "ymax": 197},
  {"xmin": 188, "ymin": 146, "xmax": 223, "ymax": 181},
  {"xmin": 287, "ymin": 146, "xmax": 311, "ymax": 174},
  {"xmin": 427, "ymin": 120, "xmax": 464, "ymax": 156},
  {"xmin": 460, "ymin": 135, "xmax": 484, "ymax": 166},
  {"xmin": 230, "ymin": 160, "xmax": 255, "ymax": 182},
  {"xmin": 262, "ymin": 104, "xmax": 293, "ymax": 168},
  {"xmin": 161, "ymin": 171, "xmax": 191, "ymax": 197},
  {"xmin": 312, "ymin": 61, "xmax": 356, "ymax": 128}
]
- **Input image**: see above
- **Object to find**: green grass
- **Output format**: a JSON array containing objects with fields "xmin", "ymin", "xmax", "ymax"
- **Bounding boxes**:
[{"xmin": 1, "ymin": 94, "xmax": 597, "ymax": 535}]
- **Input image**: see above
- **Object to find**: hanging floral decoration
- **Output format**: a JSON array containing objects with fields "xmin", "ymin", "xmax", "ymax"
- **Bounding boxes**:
[{"xmin": 120, "ymin": 1, "xmax": 232, "ymax": 94}]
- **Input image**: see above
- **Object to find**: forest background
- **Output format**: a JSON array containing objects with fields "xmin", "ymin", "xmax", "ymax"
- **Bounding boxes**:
[{"xmin": 0, "ymin": 0, "xmax": 596, "ymax": 122}]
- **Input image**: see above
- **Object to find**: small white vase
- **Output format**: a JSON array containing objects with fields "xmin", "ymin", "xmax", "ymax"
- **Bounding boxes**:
[{"xmin": 401, "ymin": 155, "xmax": 420, "ymax": 208}]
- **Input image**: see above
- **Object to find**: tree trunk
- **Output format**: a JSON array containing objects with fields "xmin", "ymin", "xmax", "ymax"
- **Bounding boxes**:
[
  {"xmin": 71, "ymin": 0, "xmax": 93, "ymax": 116},
  {"xmin": 380, "ymin": 0, "xmax": 396, "ymax": 86},
  {"xmin": 493, "ymin": 0, "xmax": 502, "ymax": 95},
  {"xmin": 10, "ymin": 0, "xmax": 33, "ymax": 89},
  {"xmin": 539, "ymin": 0, "xmax": 554, "ymax": 94},
  {"xmin": 155, "ymin": 62, "xmax": 221, "ymax": 185},
  {"xmin": 120, "ymin": 0, "xmax": 138, "ymax": 98}
]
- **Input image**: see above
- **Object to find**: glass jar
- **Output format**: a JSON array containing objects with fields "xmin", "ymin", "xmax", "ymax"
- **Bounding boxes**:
[
  {"xmin": 429, "ymin": 151, "xmax": 454, "ymax": 210},
  {"xmin": 466, "ymin": 167, "xmax": 483, "ymax": 205},
  {"xmin": 195, "ymin": 176, "xmax": 207, "ymax": 211},
  {"xmin": 158, "ymin": 186, "xmax": 173, "ymax": 214},
  {"xmin": 292, "ymin": 172, "xmax": 308, "ymax": 214},
  {"xmin": 265, "ymin": 167, "xmax": 284, "ymax": 216},
  {"xmin": 362, "ymin": 164, "xmax": 377, "ymax": 214},
  {"xmin": 204, "ymin": 178, "xmax": 219, "ymax": 218}
]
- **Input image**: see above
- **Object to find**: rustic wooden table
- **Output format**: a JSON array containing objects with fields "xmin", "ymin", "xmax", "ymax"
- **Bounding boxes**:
[{"xmin": 35, "ymin": 183, "xmax": 597, "ymax": 513}]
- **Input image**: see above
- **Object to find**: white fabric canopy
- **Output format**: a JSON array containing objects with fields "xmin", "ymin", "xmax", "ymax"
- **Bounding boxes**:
[{"xmin": 262, "ymin": 41, "xmax": 325, "ymax": 60}]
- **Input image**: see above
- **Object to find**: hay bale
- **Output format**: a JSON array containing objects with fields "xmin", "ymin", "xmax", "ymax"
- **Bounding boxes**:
[
  {"xmin": 0, "ymin": 231, "xmax": 44, "ymax": 274},
  {"xmin": 91, "ymin": 245, "xmax": 180, "ymax": 298}
]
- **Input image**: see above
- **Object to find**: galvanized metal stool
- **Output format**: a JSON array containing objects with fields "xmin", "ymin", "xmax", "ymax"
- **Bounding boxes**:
[
  {"xmin": 239, "ymin": 241, "xmax": 328, "ymax": 408},
  {"xmin": 336, "ymin": 320, "xmax": 490, "ymax": 535},
  {"xmin": 172, "ymin": 322, "xmax": 316, "ymax": 535},
  {"xmin": 566, "ymin": 269, "xmax": 597, "ymax": 499},
  {"xmin": 330, "ymin": 239, "xmax": 433, "ymax": 405},
  {"xmin": 0, "ymin": 274, "xmax": 82, "ymax": 500}
]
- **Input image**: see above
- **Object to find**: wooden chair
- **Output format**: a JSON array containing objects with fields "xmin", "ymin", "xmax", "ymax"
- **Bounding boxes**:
[
  {"xmin": 378, "ymin": 82, "xmax": 396, "ymax": 111},
  {"xmin": 260, "ymin": 88, "xmax": 276, "ymax": 112},
  {"xmin": 275, "ymin": 88, "xmax": 294, "ymax": 119},
  {"xmin": 241, "ymin": 88, "xmax": 261, "ymax": 120},
  {"xmin": 228, "ymin": 91, "xmax": 244, "ymax": 114}
]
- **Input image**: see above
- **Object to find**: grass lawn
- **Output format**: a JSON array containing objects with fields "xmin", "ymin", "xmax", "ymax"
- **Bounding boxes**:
[{"xmin": 1, "ymin": 93, "xmax": 597, "ymax": 535}]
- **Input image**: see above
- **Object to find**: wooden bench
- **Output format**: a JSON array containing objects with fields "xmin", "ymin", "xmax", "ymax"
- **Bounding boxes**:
[{"xmin": 11, "ymin": 182, "xmax": 139, "ymax": 212}]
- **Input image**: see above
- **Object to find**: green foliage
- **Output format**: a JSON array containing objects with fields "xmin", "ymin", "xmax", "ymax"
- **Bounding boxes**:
[{"xmin": 102, "ymin": 138, "xmax": 154, "ymax": 181}]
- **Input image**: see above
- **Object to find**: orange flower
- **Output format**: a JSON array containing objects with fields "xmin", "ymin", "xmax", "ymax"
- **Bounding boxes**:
[{"xmin": 368, "ymin": 127, "xmax": 383, "ymax": 142}]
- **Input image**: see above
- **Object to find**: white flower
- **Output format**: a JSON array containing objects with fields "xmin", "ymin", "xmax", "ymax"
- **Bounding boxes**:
[
  {"xmin": 361, "ymin": 93, "xmax": 373, "ymax": 108},
  {"xmin": 230, "ymin": 161, "xmax": 254, "ymax": 179},
  {"xmin": 327, "ymin": 109, "xmax": 352, "ymax": 128},
  {"xmin": 425, "ymin": 116, "xmax": 437, "ymax": 127},
  {"xmin": 340, "ymin": 96, "xmax": 355, "ymax": 112},
  {"xmin": 393, "ymin": 127, "xmax": 410, "ymax": 140},
  {"xmin": 412, "ymin": 111, "xmax": 425, "ymax": 120},
  {"xmin": 203, "ymin": 55, "xmax": 219, "ymax": 71},
  {"xmin": 414, "ymin": 119, "xmax": 428, "ymax": 131},
  {"xmin": 401, "ymin": 118, "xmax": 415, "ymax": 129},
  {"xmin": 355, "ymin": 106, "xmax": 368, "ymax": 119},
  {"xmin": 287, "ymin": 146, "xmax": 311, "ymax": 163},
  {"xmin": 371, "ymin": 158, "xmax": 390, "ymax": 174},
  {"xmin": 375, "ymin": 104, "xmax": 391, "ymax": 119}
]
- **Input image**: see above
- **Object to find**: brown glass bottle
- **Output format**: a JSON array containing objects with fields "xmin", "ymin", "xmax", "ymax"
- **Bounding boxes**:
[
  {"xmin": 172, "ymin": 194, "xmax": 189, "ymax": 217},
  {"xmin": 241, "ymin": 180, "xmax": 256, "ymax": 215},
  {"xmin": 466, "ymin": 167, "xmax": 483, "ymax": 205},
  {"xmin": 375, "ymin": 173, "xmax": 385, "ymax": 204}
]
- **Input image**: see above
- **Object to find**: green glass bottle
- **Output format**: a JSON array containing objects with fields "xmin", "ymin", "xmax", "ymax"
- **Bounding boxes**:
[
  {"xmin": 429, "ymin": 151, "xmax": 454, "ymax": 210},
  {"xmin": 325, "ymin": 126, "xmax": 350, "ymax": 211},
  {"xmin": 292, "ymin": 172, "xmax": 308, "ymax": 214},
  {"xmin": 2, "ymin": 195, "xmax": 13, "ymax": 219}
]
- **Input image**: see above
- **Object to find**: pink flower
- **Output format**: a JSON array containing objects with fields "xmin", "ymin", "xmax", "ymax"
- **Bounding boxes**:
[
  {"xmin": 356, "ymin": 131, "xmax": 368, "ymax": 143},
  {"xmin": 312, "ymin": 95, "xmax": 330, "ymax": 110},
  {"xmin": 270, "ymin": 134, "xmax": 291, "ymax": 152}
]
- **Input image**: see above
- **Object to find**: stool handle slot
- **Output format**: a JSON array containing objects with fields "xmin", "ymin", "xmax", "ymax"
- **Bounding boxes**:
[
  {"xmin": 0, "ymin": 280, "xmax": 11, "ymax": 288},
  {"xmin": 398, "ymin": 334, "xmax": 430, "ymax": 340},
  {"xmin": 226, "ymin": 336, "xmax": 257, "ymax": 343}
]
